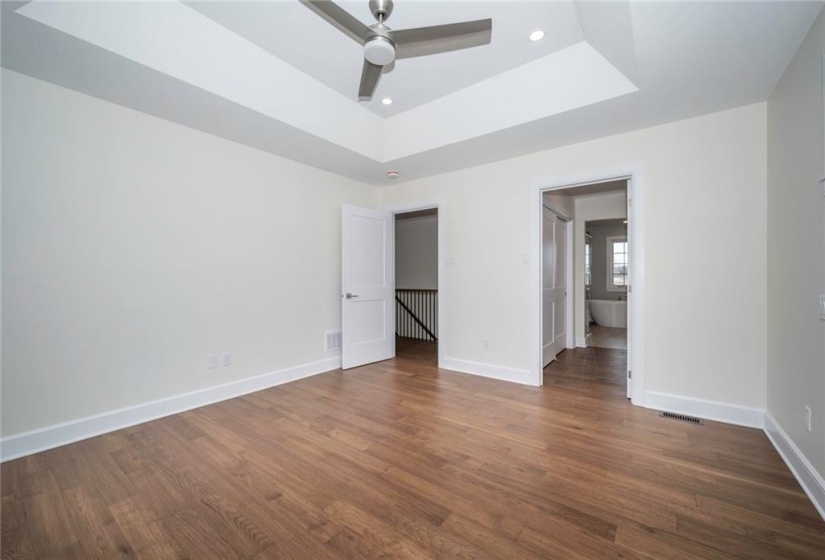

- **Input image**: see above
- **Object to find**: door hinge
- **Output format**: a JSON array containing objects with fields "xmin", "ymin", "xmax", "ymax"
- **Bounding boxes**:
[
  {"xmin": 628, "ymin": 370, "xmax": 632, "ymax": 379},
  {"xmin": 628, "ymin": 285, "xmax": 632, "ymax": 294},
  {"xmin": 628, "ymin": 197, "xmax": 632, "ymax": 208}
]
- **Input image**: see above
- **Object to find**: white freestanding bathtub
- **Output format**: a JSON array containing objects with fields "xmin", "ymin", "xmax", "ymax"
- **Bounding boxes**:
[{"xmin": 590, "ymin": 300, "xmax": 627, "ymax": 328}]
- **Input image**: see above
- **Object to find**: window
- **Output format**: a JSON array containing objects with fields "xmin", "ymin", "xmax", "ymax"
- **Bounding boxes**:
[
  {"xmin": 584, "ymin": 242, "xmax": 591, "ymax": 287},
  {"xmin": 607, "ymin": 236, "xmax": 628, "ymax": 291}
]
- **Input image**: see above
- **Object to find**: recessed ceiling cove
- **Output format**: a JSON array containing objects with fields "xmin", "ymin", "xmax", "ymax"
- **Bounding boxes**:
[
  {"xmin": 4, "ymin": 1, "xmax": 821, "ymax": 184},
  {"xmin": 14, "ymin": 0, "xmax": 637, "ymax": 163}
]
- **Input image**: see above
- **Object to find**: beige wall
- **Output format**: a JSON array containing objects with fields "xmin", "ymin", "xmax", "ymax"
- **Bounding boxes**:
[
  {"xmin": 1, "ymin": 70, "xmax": 376, "ymax": 437},
  {"xmin": 380, "ymin": 102, "xmax": 768, "ymax": 409},
  {"xmin": 0, "ymin": 69, "xmax": 773, "ymax": 442},
  {"xmin": 395, "ymin": 215, "xmax": 438, "ymax": 290},
  {"xmin": 767, "ymin": 9, "xmax": 825, "ymax": 478}
]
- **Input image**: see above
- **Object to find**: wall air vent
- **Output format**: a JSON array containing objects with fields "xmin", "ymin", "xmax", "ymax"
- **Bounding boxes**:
[
  {"xmin": 659, "ymin": 411, "xmax": 704, "ymax": 425},
  {"xmin": 325, "ymin": 331, "xmax": 342, "ymax": 352}
]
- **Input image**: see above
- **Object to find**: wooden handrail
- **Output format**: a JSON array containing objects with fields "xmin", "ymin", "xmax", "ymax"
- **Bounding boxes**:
[{"xmin": 396, "ymin": 288, "xmax": 438, "ymax": 293}]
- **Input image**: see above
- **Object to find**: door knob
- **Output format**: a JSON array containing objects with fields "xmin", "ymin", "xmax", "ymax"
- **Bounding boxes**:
[{"xmin": 345, "ymin": 293, "xmax": 359, "ymax": 299}]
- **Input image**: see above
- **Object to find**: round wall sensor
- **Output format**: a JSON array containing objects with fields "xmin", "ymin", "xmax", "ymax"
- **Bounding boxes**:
[{"xmin": 386, "ymin": 170, "xmax": 400, "ymax": 179}]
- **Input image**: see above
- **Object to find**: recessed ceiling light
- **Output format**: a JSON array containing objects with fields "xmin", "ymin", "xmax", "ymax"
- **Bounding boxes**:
[
  {"xmin": 381, "ymin": 97, "xmax": 393, "ymax": 105},
  {"xmin": 387, "ymin": 170, "xmax": 400, "ymax": 179},
  {"xmin": 528, "ymin": 29, "xmax": 546, "ymax": 42}
]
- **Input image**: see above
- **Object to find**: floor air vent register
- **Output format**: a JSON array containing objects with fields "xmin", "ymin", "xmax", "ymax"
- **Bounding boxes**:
[{"xmin": 659, "ymin": 411, "xmax": 704, "ymax": 425}]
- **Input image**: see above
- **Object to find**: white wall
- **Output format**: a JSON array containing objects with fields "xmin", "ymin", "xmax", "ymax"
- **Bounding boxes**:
[
  {"xmin": 395, "ymin": 215, "xmax": 438, "ymax": 290},
  {"xmin": 573, "ymin": 191, "xmax": 627, "ymax": 342},
  {"xmin": 380, "ymin": 102, "xmax": 767, "ymax": 410},
  {"xmin": 767, "ymin": 8, "xmax": 825, "ymax": 481},
  {"xmin": 1, "ymin": 70, "xmax": 376, "ymax": 438}
]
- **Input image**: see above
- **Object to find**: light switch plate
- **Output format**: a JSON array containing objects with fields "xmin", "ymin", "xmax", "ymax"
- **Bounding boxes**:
[{"xmin": 819, "ymin": 295, "xmax": 825, "ymax": 321}]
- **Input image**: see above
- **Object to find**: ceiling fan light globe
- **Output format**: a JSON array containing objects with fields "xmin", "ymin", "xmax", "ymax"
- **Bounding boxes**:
[{"xmin": 364, "ymin": 36, "xmax": 396, "ymax": 66}]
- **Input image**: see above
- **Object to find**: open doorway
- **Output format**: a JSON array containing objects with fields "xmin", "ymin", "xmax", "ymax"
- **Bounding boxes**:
[
  {"xmin": 585, "ymin": 218, "xmax": 628, "ymax": 351},
  {"xmin": 537, "ymin": 178, "xmax": 636, "ymax": 400},
  {"xmin": 394, "ymin": 209, "xmax": 439, "ymax": 361}
]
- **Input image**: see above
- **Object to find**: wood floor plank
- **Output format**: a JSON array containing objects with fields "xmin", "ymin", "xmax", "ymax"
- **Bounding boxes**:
[
  {"xmin": 108, "ymin": 496, "xmax": 185, "ymax": 559},
  {"xmin": 1, "ymin": 493, "xmax": 35, "ymax": 560},
  {"xmin": 59, "ymin": 484, "xmax": 135, "ymax": 559},
  {"xmin": 2, "ymin": 340, "xmax": 824, "ymax": 559}
]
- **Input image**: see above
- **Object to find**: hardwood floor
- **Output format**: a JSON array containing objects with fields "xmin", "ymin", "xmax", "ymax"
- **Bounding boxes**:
[
  {"xmin": 587, "ymin": 325, "xmax": 628, "ymax": 350},
  {"xmin": 2, "ymin": 340, "xmax": 824, "ymax": 559}
]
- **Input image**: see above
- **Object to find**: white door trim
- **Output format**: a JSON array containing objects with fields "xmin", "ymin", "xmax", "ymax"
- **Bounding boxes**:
[
  {"xmin": 384, "ymin": 199, "xmax": 445, "ymax": 369},
  {"xmin": 565, "ymin": 220, "xmax": 575, "ymax": 350},
  {"xmin": 529, "ymin": 166, "xmax": 646, "ymax": 407}
]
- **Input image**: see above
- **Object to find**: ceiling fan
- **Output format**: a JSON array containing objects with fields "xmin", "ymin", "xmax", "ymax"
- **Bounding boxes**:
[{"xmin": 300, "ymin": 0, "xmax": 492, "ymax": 101}]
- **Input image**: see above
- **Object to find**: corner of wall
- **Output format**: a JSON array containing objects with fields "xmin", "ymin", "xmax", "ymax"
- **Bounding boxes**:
[{"xmin": 764, "ymin": 412, "xmax": 825, "ymax": 520}]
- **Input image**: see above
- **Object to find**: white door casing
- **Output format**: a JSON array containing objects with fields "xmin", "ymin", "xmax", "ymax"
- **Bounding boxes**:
[
  {"xmin": 531, "ymin": 168, "xmax": 643, "ymax": 397},
  {"xmin": 625, "ymin": 185, "xmax": 633, "ymax": 398},
  {"xmin": 341, "ymin": 205, "xmax": 394, "ymax": 369},
  {"xmin": 542, "ymin": 206, "xmax": 567, "ymax": 366}
]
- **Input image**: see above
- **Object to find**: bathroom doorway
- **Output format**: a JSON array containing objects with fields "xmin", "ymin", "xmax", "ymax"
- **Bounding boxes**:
[
  {"xmin": 585, "ymin": 218, "xmax": 628, "ymax": 350},
  {"xmin": 534, "ymin": 176, "xmax": 638, "ymax": 401}
]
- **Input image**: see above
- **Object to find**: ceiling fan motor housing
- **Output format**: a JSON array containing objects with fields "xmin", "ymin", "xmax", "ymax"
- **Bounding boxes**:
[
  {"xmin": 369, "ymin": 0, "xmax": 393, "ymax": 22},
  {"xmin": 364, "ymin": 35, "xmax": 396, "ymax": 65}
]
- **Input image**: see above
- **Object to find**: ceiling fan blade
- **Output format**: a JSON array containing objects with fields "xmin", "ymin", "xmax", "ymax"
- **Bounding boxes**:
[
  {"xmin": 300, "ymin": 0, "xmax": 372, "ymax": 43},
  {"xmin": 358, "ymin": 60, "xmax": 384, "ymax": 101},
  {"xmin": 394, "ymin": 19, "xmax": 492, "ymax": 59}
]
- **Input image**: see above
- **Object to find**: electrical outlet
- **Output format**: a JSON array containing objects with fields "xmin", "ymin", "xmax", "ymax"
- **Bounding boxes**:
[
  {"xmin": 805, "ymin": 406, "xmax": 812, "ymax": 432},
  {"xmin": 483, "ymin": 338, "xmax": 490, "ymax": 350},
  {"xmin": 207, "ymin": 354, "xmax": 218, "ymax": 369},
  {"xmin": 221, "ymin": 352, "xmax": 232, "ymax": 367},
  {"xmin": 521, "ymin": 253, "xmax": 529, "ymax": 265}
]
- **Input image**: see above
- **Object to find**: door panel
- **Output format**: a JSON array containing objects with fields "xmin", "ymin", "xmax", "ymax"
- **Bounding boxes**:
[
  {"xmin": 342, "ymin": 205, "xmax": 394, "ymax": 369},
  {"xmin": 542, "ymin": 206, "xmax": 567, "ymax": 366},
  {"xmin": 542, "ymin": 208, "xmax": 556, "ymax": 366},
  {"xmin": 553, "ymin": 221, "xmax": 567, "ymax": 354},
  {"xmin": 351, "ymin": 300, "xmax": 386, "ymax": 344}
]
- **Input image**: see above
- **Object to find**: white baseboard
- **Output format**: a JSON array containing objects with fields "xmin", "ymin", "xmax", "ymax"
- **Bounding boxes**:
[
  {"xmin": 764, "ymin": 412, "xmax": 825, "ymax": 521},
  {"xmin": 441, "ymin": 357, "xmax": 535, "ymax": 386},
  {"xmin": 0, "ymin": 356, "xmax": 341, "ymax": 463},
  {"xmin": 642, "ymin": 390, "xmax": 765, "ymax": 429},
  {"xmin": 575, "ymin": 336, "xmax": 588, "ymax": 348}
]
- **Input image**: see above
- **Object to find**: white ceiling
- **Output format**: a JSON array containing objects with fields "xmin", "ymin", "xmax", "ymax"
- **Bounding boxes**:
[
  {"xmin": 187, "ymin": 1, "xmax": 587, "ymax": 116},
  {"xmin": 2, "ymin": 1, "xmax": 822, "ymax": 186}
]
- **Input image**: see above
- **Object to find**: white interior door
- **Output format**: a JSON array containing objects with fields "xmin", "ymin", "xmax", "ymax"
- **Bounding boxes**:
[
  {"xmin": 625, "ymin": 185, "xmax": 633, "ymax": 398},
  {"xmin": 554, "ymin": 219, "xmax": 567, "ymax": 354},
  {"xmin": 542, "ymin": 207, "xmax": 567, "ymax": 366},
  {"xmin": 341, "ymin": 205, "xmax": 394, "ymax": 369}
]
